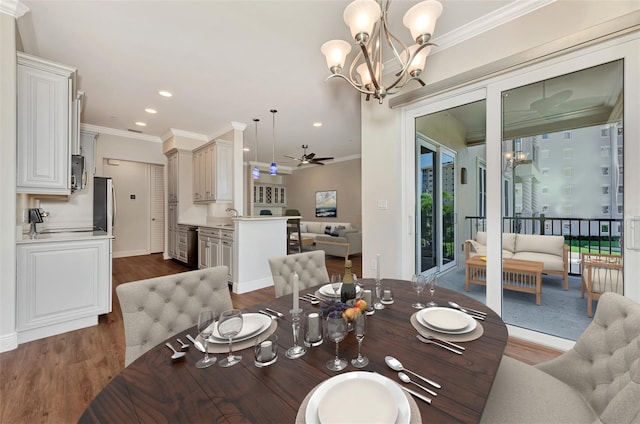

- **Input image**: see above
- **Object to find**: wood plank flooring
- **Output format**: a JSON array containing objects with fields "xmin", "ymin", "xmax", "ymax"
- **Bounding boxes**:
[{"xmin": 0, "ymin": 253, "xmax": 561, "ymax": 424}]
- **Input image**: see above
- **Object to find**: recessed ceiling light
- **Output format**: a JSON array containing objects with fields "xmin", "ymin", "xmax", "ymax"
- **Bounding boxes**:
[
  {"xmin": 313, "ymin": 122, "xmax": 322, "ymax": 127},
  {"xmin": 145, "ymin": 108, "xmax": 157, "ymax": 114},
  {"xmin": 135, "ymin": 121, "xmax": 147, "ymax": 127},
  {"xmin": 243, "ymin": 147, "xmax": 250, "ymax": 152},
  {"xmin": 158, "ymin": 90, "xmax": 172, "ymax": 97}
]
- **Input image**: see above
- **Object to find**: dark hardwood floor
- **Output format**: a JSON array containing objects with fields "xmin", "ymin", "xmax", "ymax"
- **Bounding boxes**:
[{"xmin": 0, "ymin": 253, "xmax": 561, "ymax": 423}]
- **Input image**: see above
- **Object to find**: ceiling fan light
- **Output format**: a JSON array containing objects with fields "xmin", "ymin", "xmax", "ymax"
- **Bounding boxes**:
[
  {"xmin": 321, "ymin": 40, "xmax": 352, "ymax": 73},
  {"xmin": 403, "ymin": 0, "xmax": 443, "ymax": 44},
  {"xmin": 343, "ymin": 0, "xmax": 381, "ymax": 43}
]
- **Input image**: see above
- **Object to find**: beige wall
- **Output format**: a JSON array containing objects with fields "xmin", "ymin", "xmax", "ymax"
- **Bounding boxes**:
[{"xmin": 286, "ymin": 159, "xmax": 362, "ymax": 228}]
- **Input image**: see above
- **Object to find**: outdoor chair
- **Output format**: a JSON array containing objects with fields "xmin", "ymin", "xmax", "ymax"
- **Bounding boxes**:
[
  {"xmin": 116, "ymin": 266, "xmax": 232, "ymax": 367},
  {"xmin": 268, "ymin": 250, "xmax": 329, "ymax": 298},
  {"xmin": 581, "ymin": 252, "xmax": 623, "ymax": 317},
  {"xmin": 480, "ymin": 292, "xmax": 640, "ymax": 424}
]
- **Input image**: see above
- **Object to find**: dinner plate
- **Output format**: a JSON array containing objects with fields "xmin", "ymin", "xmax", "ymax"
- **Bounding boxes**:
[
  {"xmin": 305, "ymin": 372, "xmax": 410, "ymax": 424},
  {"xmin": 417, "ymin": 307, "xmax": 477, "ymax": 334},
  {"xmin": 208, "ymin": 313, "xmax": 271, "ymax": 343},
  {"xmin": 318, "ymin": 283, "xmax": 362, "ymax": 298}
]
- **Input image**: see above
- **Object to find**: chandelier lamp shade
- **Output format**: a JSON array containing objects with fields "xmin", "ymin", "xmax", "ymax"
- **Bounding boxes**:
[
  {"xmin": 270, "ymin": 109, "xmax": 278, "ymax": 176},
  {"xmin": 321, "ymin": 0, "xmax": 442, "ymax": 103},
  {"xmin": 252, "ymin": 118, "xmax": 260, "ymax": 180}
]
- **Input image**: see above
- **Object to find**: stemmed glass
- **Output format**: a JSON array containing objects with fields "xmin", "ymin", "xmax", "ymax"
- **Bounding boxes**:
[
  {"xmin": 425, "ymin": 273, "xmax": 438, "ymax": 307},
  {"xmin": 411, "ymin": 274, "xmax": 426, "ymax": 309},
  {"xmin": 325, "ymin": 311, "xmax": 348, "ymax": 371},
  {"xmin": 196, "ymin": 309, "xmax": 216, "ymax": 368},
  {"xmin": 330, "ymin": 273, "xmax": 341, "ymax": 298},
  {"xmin": 350, "ymin": 313, "xmax": 368, "ymax": 368},
  {"xmin": 217, "ymin": 309, "xmax": 243, "ymax": 367}
]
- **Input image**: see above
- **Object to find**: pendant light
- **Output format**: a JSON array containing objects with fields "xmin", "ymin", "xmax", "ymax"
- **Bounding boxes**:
[
  {"xmin": 252, "ymin": 118, "xmax": 260, "ymax": 179},
  {"xmin": 270, "ymin": 109, "xmax": 278, "ymax": 175}
]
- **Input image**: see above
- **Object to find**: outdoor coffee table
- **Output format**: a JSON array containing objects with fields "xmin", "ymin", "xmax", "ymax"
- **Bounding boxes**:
[{"xmin": 465, "ymin": 256, "xmax": 544, "ymax": 305}]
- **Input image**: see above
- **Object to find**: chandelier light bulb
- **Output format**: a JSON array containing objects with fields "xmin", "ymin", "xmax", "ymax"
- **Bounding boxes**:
[
  {"xmin": 321, "ymin": 40, "xmax": 352, "ymax": 72},
  {"xmin": 401, "ymin": 44, "xmax": 432, "ymax": 77},
  {"xmin": 403, "ymin": 0, "xmax": 443, "ymax": 44},
  {"xmin": 343, "ymin": 0, "xmax": 381, "ymax": 43}
]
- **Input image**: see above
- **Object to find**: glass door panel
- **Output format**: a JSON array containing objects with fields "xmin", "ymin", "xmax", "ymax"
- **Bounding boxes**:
[
  {"xmin": 500, "ymin": 60, "xmax": 624, "ymax": 340},
  {"xmin": 418, "ymin": 144, "xmax": 436, "ymax": 274},
  {"xmin": 441, "ymin": 151, "xmax": 456, "ymax": 269}
]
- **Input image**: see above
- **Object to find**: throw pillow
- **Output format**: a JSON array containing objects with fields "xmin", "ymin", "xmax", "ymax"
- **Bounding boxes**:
[
  {"xmin": 331, "ymin": 225, "xmax": 346, "ymax": 237},
  {"xmin": 300, "ymin": 223, "xmax": 308, "ymax": 233},
  {"xmin": 324, "ymin": 225, "xmax": 333, "ymax": 235}
]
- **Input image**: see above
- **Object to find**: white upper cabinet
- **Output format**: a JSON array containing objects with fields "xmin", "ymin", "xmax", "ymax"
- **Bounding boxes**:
[
  {"xmin": 17, "ymin": 53, "xmax": 78, "ymax": 195},
  {"xmin": 192, "ymin": 139, "xmax": 233, "ymax": 203}
]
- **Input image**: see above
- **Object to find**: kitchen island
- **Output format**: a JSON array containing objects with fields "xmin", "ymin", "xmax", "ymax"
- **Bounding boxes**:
[{"xmin": 16, "ymin": 231, "xmax": 113, "ymax": 343}]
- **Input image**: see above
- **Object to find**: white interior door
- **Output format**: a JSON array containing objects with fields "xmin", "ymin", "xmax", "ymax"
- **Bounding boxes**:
[{"xmin": 150, "ymin": 164, "xmax": 165, "ymax": 253}]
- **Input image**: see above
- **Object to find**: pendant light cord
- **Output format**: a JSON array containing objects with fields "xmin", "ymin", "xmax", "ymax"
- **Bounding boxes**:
[{"xmin": 271, "ymin": 109, "xmax": 277, "ymax": 163}]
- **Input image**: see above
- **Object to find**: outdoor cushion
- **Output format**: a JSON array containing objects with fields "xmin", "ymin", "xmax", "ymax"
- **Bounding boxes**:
[
  {"xmin": 512, "ymin": 252, "xmax": 565, "ymax": 272},
  {"xmin": 515, "ymin": 233, "xmax": 565, "ymax": 255},
  {"xmin": 476, "ymin": 231, "xmax": 516, "ymax": 253}
]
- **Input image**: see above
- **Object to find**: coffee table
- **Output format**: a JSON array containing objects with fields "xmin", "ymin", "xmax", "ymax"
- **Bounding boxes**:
[{"xmin": 466, "ymin": 256, "xmax": 544, "ymax": 305}]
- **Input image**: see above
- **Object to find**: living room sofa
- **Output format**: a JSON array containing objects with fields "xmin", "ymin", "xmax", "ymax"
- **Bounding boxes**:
[
  {"xmin": 465, "ymin": 231, "xmax": 569, "ymax": 290},
  {"xmin": 299, "ymin": 221, "xmax": 362, "ymax": 259}
]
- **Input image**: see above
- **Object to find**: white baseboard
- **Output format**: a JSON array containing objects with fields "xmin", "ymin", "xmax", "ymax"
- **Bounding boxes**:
[
  {"xmin": 113, "ymin": 249, "xmax": 148, "ymax": 258},
  {"xmin": 0, "ymin": 331, "xmax": 18, "ymax": 353},
  {"xmin": 232, "ymin": 277, "xmax": 273, "ymax": 294},
  {"xmin": 17, "ymin": 316, "xmax": 98, "ymax": 345},
  {"xmin": 507, "ymin": 325, "xmax": 575, "ymax": 352}
]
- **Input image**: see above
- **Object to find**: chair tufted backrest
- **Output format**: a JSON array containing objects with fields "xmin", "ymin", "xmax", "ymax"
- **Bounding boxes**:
[
  {"xmin": 268, "ymin": 250, "xmax": 330, "ymax": 298},
  {"xmin": 116, "ymin": 266, "xmax": 233, "ymax": 367},
  {"xmin": 536, "ymin": 293, "xmax": 640, "ymax": 421}
]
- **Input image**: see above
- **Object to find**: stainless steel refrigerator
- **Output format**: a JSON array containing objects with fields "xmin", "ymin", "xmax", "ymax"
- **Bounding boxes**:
[{"xmin": 93, "ymin": 176, "xmax": 115, "ymax": 235}]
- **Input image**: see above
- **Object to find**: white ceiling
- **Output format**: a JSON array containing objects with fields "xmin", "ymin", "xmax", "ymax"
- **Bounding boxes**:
[{"xmin": 16, "ymin": 0, "xmax": 516, "ymax": 165}]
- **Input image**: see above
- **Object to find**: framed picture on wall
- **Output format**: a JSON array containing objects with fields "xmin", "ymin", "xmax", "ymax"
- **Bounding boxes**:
[{"xmin": 315, "ymin": 190, "xmax": 337, "ymax": 217}]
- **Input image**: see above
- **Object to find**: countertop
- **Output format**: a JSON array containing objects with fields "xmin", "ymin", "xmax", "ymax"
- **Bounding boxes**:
[
  {"xmin": 17, "ymin": 230, "xmax": 112, "ymax": 244},
  {"xmin": 179, "ymin": 216, "xmax": 298, "ymax": 230}
]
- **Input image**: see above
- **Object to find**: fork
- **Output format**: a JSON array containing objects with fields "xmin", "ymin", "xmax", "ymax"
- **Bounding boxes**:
[
  {"xmin": 416, "ymin": 335, "xmax": 463, "ymax": 354},
  {"xmin": 299, "ymin": 295, "xmax": 319, "ymax": 305}
]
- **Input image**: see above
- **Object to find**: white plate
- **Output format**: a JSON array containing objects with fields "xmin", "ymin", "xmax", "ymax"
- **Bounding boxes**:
[
  {"xmin": 417, "ymin": 307, "xmax": 477, "ymax": 334},
  {"xmin": 208, "ymin": 313, "xmax": 271, "ymax": 343},
  {"xmin": 305, "ymin": 372, "xmax": 410, "ymax": 424},
  {"xmin": 319, "ymin": 283, "xmax": 362, "ymax": 298}
]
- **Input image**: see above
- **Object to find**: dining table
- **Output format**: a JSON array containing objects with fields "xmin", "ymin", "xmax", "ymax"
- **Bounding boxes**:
[{"xmin": 79, "ymin": 279, "xmax": 508, "ymax": 423}]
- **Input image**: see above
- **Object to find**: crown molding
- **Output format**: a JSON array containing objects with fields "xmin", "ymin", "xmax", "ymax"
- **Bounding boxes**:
[
  {"xmin": 80, "ymin": 123, "xmax": 162, "ymax": 143},
  {"xmin": 0, "ymin": 0, "xmax": 29, "ymax": 18},
  {"xmin": 166, "ymin": 128, "xmax": 209, "ymax": 142},
  {"xmin": 231, "ymin": 121, "xmax": 247, "ymax": 131},
  {"xmin": 431, "ymin": 0, "xmax": 556, "ymax": 53}
]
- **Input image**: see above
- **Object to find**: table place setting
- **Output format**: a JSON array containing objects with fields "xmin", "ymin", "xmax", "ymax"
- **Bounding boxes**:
[
  {"xmin": 410, "ymin": 306, "xmax": 485, "ymax": 345},
  {"xmin": 195, "ymin": 311, "xmax": 278, "ymax": 355}
]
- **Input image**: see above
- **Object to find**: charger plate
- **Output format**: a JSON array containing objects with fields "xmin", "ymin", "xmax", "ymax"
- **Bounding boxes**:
[
  {"xmin": 209, "ymin": 313, "xmax": 271, "ymax": 342},
  {"xmin": 410, "ymin": 313, "xmax": 484, "ymax": 343},
  {"xmin": 416, "ymin": 307, "xmax": 477, "ymax": 334},
  {"xmin": 197, "ymin": 318, "xmax": 277, "ymax": 354}
]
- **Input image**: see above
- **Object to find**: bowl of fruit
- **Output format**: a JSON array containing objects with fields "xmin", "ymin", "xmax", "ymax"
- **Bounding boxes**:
[{"xmin": 320, "ymin": 299, "xmax": 368, "ymax": 322}]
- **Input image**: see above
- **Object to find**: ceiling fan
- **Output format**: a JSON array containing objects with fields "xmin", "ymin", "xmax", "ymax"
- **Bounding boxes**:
[{"xmin": 284, "ymin": 145, "xmax": 334, "ymax": 166}]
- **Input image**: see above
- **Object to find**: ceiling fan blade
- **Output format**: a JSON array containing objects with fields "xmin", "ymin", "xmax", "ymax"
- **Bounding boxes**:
[
  {"xmin": 309, "ymin": 160, "xmax": 325, "ymax": 165},
  {"xmin": 311, "ymin": 157, "xmax": 333, "ymax": 161},
  {"xmin": 284, "ymin": 155, "xmax": 300, "ymax": 161},
  {"xmin": 306, "ymin": 152, "xmax": 316, "ymax": 160}
]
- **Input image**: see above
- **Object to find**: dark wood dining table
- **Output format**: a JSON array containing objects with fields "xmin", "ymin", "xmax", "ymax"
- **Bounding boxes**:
[{"xmin": 79, "ymin": 279, "xmax": 508, "ymax": 423}]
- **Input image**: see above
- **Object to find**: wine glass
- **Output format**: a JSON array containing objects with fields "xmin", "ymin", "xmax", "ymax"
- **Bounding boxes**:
[
  {"xmin": 351, "ymin": 313, "xmax": 368, "ymax": 368},
  {"xmin": 217, "ymin": 309, "xmax": 243, "ymax": 367},
  {"xmin": 411, "ymin": 274, "xmax": 426, "ymax": 309},
  {"xmin": 196, "ymin": 309, "xmax": 216, "ymax": 368},
  {"xmin": 426, "ymin": 273, "xmax": 438, "ymax": 307},
  {"xmin": 330, "ymin": 273, "xmax": 341, "ymax": 298},
  {"xmin": 325, "ymin": 311, "xmax": 348, "ymax": 371}
]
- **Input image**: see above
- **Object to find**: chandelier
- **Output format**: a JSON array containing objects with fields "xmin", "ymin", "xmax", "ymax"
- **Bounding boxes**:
[{"xmin": 321, "ymin": 0, "xmax": 443, "ymax": 103}]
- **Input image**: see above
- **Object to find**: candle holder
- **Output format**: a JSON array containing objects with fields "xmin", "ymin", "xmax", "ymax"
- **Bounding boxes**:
[
  {"xmin": 373, "ymin": 280, "xmax": 385, "ymax": 310},
  {"xmin": 286, "ymin": 308, "xmax": 307, "ymax": 359}
]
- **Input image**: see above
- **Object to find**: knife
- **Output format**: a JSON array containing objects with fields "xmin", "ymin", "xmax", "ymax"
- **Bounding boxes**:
[
  {"xmin": 186, "ymin": 334, "xmax": 205, "ymax": 352},
  {"xmin": 259, "ymin": 309, "xmax": 278, "ymax": 319},
  {"xmin": 400, "ymin": 386, "xmax": 432, "ymax": 404},
  {"xmin": 265, "ymin": 307, "xmax": 284, "ymax": 318},
  {"xmin": 417, "ymin": 335, "xmax": 463, "ymax": 355}
]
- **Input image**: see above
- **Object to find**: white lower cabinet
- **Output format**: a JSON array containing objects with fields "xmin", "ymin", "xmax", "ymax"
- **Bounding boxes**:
[
  {"xmin": 198, "ymin": 227, "xmax": 233, "ymax": 281},
  {"xmin": 17, "ymin": 237, "xmax": 112, "ymax": 343}
]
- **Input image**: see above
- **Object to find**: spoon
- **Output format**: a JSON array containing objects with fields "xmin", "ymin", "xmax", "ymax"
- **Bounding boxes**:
[
  {"xmin": 165, "ymin": 342, "xmax": 186, "ymax": 360},
  {"xmin": 177, "ymin": 339, "xmax": 189, "ymax": 349},
  {"xmin": 385, "ymin": 356, "xmax": 441, "ymax": 389},
  {"xmin": 398, "ymin": 372, "xmax": 438, "ymax": 397}
]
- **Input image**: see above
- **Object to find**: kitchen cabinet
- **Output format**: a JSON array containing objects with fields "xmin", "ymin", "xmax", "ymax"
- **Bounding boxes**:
[
  {"xmin": 168, "ymin": 203, "xmax": 178, "ymax": 258},
  {"xmin": 16, "ymin": 236, "xmax": 112, "ymax": 343},
  {"xmin": 253, "ymin": 183, "xmax": 286, "ymax": 207},
  {"xmin": 167, "ymin": 150, "xmax": 179, "ymax": 203},
  {"xmin": 17, "ymin": 52, "xmax": 78, "ymax": 195},
  {"xmin": 198, "ymin": 227, "xmax": 234, "ymax": 280},
  {"xmin": 192, "ymin": 140, "xmax": 233, "ymax": 203}
]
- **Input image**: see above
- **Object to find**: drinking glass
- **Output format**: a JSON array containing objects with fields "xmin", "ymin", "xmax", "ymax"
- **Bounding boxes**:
[
  {"xmin": 325, "ymin": 311, "xmax": 348, "ymax": 371},
  {"xmin": 350, "ymin": 313, "xmax": 368, "ymax": 368},
  {"xmin": 196, "ymin": 309, "xmax": 216, "ymax": 368},
  {"xmin": 411, "ymin": 274, "xmax": 426, "ymax": 309},
  {"xmin": 330, "ymin": 273, "xmax": 341, "ymax": 298},
  {"xmin": 426, "ymin": 273, "xmax": 438, "ymax": 307},
  {"xmin": 217, "ymin": 309, "xmax": 243, "ymax": 367}
]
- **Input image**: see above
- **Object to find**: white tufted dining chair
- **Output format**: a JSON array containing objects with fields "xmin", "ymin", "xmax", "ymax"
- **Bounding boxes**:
[
  {"xmin": 268, "ymin": 250, "xmax": 330, "ymax": 298},
  {"xmin": 480, "ymin": 292, "xmax": 640, "ymax": 424},
  {"xmin": 116, "ymin": 266, "xmax": 233, "ymax": 367}
]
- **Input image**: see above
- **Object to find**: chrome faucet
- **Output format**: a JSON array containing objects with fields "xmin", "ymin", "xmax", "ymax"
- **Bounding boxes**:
[{"xmin": 225, "ymin": 208, "xmax": 239, "ymax": 217}]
